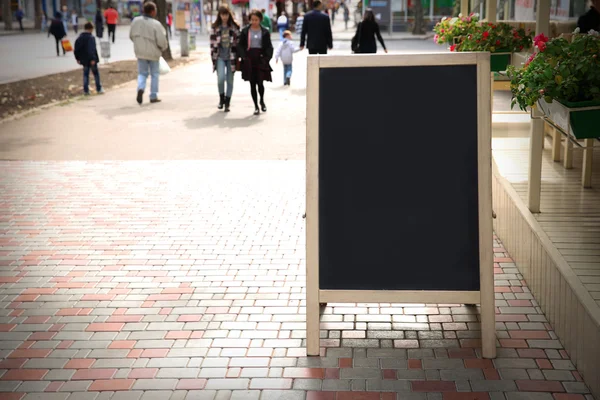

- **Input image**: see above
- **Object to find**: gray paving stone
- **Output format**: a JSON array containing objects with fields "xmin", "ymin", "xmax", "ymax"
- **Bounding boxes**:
[
  {"xmin": 158, "ymin": 367, "xmax": 201, "ymax": 378},
  {"xmin": 106, "ymin": 391, "xmax": 144, "ymax": 400},
  {"xmin": 506, "ymin": 393, "xmax": 554, "ymax": 400},
  {"xmin": 420, "ymin": 339, "xmax": 460, "ymax": 348},
  {"xmin": 44, "ymin": 369, "xmax": 76, "ymax": 380},
  {"xmin": 59, "ymin": 381, "xmax": 92, "ymax": 392},
  {"xmin": 248, "ymin": 378, "xmax": 292, "ymax": 389},
  {"xmin": 489, "ymin": 392, "xmax": 506, "ymax": 400},
  {"xmin": 17, "ymin": 381, "xmax": 50, "ymax": 392},
  {"xmin": 397, "ymin": 369, "xmax": 426, "ymax": 379},
  {"xmin": 550, "ymin": 360, "xmax": 576, "ymax": 370},
  {"xmin": 132, "ymin": 379, "xmax": 178, "ymax": 390},
  {"xmin": 88, "ymin": 349, "xmax": 129, "ymax": 358},
  {"xmin": 229, "ymin": 391, "xmax": 260, "ymax": 400},
  {"xmin": 322, "ymin": 379, "xmax": 351, "ymax": 391},
  {"xmin": 527, "ymin": 340, "xmax": 563, "ymax": 349},
  {"xmin": 341, "ymin": 339, "xmax": 379, "ymax": 348},
  {"xmin": 456, "ymin": 380, "xmax": 472, "ymax": 392},
  {"xmin": 0, "ymin": 380, "xmax": 23, "ymax": 392},
  {"xmin": 91, "ymin": 359, "xmax": 135, "ymax": 368},
  {"xmin": 499, "ymin": 369, "xmax": 530, "ymax": 380},
  {"xmin": 24, "ymin": 394, "xmax": 70, "ymax": 400},
  {"xmin": 407, "ymin": 349, "xmax": 434, "ymax": 359},
  {"xmin": 204, "ymin": 379, "xmax": 250, "ymax": 390},
  {"xmin": 422, "ymin": 359, "xmax": 464, "ymax": 369},
  {"xmin": 380, "ymin": 358, "xmax": 408, "ymax": 369},
  {"xmin": 471, "ymin": 380, "xmax": 518, "ymax": 392},
  {"xmin": 296, "ymin": 357, "xmax": 337, "ymax": 367},
  {"xmin": 170, "ymin": 391, "xmax": 188, "ymax": 400},
  {"xmin": 135, "ymin": 339, "xmax": 175, "ymax": 348},
  {"xmin": 340, "ymin": 367, "xmax": 381, "ymax": 379},
  {"xmin": 351, "ymin": 379, "xmax": 366, "ymax": 391},
  {"xmin": 493, "ymin": 359, "xmax": 538, "ymax": 369},
  {"xmin": 425, "ymin": 370, "xmax": 441, "ymax": 380},
  {"xmin": 66, "ymin": 393, "xmax": 101, "ymax": 400},
  {"xmin": 185, "ymin": 390, "xmax": 217, "ymax": 400},
  {"xmin": 292, "ymin": 378, "xmax": 322, "ymax": 390},
  {"xmin": 353, "ymin": 357, "xmax": 379, "ymax": 368},
  {"xmin": 141, "ymin": 392, "xmax": 175, "ymax": 400},
  {"xmin": 199, "ymin": 368, "xmax": 228, "ymax": 378},
  {"xmin": 366, "ymin": 349, "xmax": 407, "ymax": 358},
  {"xmin": 147, "ymin": 358, "xmax": 190, "ymax": 368},
  {"xmin": 439, "ymin": 368, "xmax": 485, "ymax": 380},
  {"xmin": 543, "ymin": 369, "xmax": 576, "ymax": 381},
  {"xmin": 229, "ymin": 358, "xmax": 269, "ymax": 367},
  {"xmin": 24, "ymin": 358, "xmax": 68, "ymax": 369},
  {"xmin": 563, "ymin": 382, "xmax": 590, "ymax": 394},
  {"xmin": 366, "ymin": 379, "xmax": 412, "ymax": 392},
  {"xmin": 259, "ymin": 390, "xmax": 306, "ymax": 400}
]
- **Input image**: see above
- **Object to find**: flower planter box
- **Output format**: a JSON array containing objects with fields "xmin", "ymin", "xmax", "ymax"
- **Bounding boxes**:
[
  {"xmin": 490, "ymin": 50, "xmax": 511, "ymax": 72},
  {"xmin": 537, "ymin": 98, "xmax": 600, "ymax": 140}
]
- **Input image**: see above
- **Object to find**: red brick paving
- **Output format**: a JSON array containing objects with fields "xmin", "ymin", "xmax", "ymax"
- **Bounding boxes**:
[{"xmin": 0, "ymin": 162, "xmax": 594, "ymax": 400}]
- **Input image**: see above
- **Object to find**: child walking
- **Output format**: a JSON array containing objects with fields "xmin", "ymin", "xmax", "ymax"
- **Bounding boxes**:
[
  {"xmin": 274, "ymin": 30, "xmax": 300, "ymax": 86},
  {"xmin": 74, "ymin": 22, "xmax": 104, "ymax": 95}
]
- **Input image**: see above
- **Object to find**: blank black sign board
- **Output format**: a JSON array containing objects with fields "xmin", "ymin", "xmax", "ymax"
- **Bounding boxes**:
[
  {"xmin": 305, "ymin": 53, "xmax": 494, "ymax": 359},
  {"xmin": 319, "ymin": 65, "xmax": 480, "ymax": 292}
]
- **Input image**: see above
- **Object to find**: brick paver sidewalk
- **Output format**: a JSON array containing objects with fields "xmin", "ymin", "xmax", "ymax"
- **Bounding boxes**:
[{"xmin": 0, "ymin": 161, "xmax": 594, "ymax": 400}]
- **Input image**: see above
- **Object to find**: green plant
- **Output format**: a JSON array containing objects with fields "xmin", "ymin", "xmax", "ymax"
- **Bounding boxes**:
[
  {"xmin": 454, "ymin": 22, "xmax": 533, "ymax": 52},
  {"xmin": 507, "ymin": 33, "xmax": 600, "ymax": 110},
  {"xmin": 433, "ymin": 13, "xmax": 480, "ymax": 46}
]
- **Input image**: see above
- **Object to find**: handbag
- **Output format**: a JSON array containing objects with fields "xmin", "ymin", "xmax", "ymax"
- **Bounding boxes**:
[
  {"xmin": 61, "ymin": 38, "xmax": 73, "ymax": 52},
  {"xmin": 351, "ymin": 22, "xmax": 362, "ymax": 53},
  {"xmin": 158, "ymin": 56, "xmax": 171, "ymax": 75}
]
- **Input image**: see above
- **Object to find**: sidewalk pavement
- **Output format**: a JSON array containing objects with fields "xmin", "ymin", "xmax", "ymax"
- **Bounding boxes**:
[{"xmin": 0, "ymin": 47, "xmax": 595, "ymax": 400}]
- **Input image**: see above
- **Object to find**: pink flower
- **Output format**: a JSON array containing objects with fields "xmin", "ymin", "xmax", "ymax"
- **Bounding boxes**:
[
  {"xmin": 434, "ymin": 34, "xmax": 439, "ymax": 43},
  {"xmin": 450, "ymin": 44, "xmax": 457, "ymax": 51},
  {"xmin": 534, "ymin": 33, "xmax": 549, "ymax": 44}
]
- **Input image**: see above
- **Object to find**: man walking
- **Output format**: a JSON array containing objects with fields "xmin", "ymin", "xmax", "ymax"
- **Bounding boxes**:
[
  {"xmin": 104, "ymin": 5, "xmax": 119, "ymax": 43},
  {"xmin": 16, "ymin": 7, "xmax": 24, "ymax": 31},
  {"xmin": 130, "ymin": 1, "xmax": 168, "ymax": 104},
  {"xmin": 300, "ymin": 0, "xmax": 333, "ymax": 55}
]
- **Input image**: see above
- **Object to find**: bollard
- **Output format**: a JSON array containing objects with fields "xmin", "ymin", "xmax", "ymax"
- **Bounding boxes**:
[{"xmin": 179, "ymin": 29, "xmax": 189, "ymax": 57}]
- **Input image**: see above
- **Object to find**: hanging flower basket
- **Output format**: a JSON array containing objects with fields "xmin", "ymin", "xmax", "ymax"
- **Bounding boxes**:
[{"xmin": 537, "ymin": 99, "xmax": 600, "ymax": 140}]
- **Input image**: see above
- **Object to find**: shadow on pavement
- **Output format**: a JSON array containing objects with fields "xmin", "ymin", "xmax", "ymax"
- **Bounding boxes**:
[
  {"xmin": 0, "ymin": 136, "xmax": 53, "ymax": 156},
  {"xmin": 184, "ymin": 112, "xmax": 263, "ymax": 130}
]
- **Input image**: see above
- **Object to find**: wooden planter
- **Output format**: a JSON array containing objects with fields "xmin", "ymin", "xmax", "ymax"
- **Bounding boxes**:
[
  {"xmin": 537, "ymin": 98, "xmax": 600, "ymax": 140},
  {"xmin": 490, "ymin": 51, "xmax": 511, "ymax": 72}
]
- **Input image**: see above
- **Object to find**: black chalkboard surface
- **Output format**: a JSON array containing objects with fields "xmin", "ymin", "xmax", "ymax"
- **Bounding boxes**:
[{"xmin": 318, "ymin": 65, "xmax": 480, "ymax": 292}]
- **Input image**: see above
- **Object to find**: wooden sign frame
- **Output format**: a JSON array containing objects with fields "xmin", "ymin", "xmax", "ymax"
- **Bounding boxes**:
[{"xmin": 305, "ymin": 52, "xmax": 495, "ymax": 359}]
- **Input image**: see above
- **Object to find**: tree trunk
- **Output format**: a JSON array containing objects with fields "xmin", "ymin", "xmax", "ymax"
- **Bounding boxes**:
[
  {"xmin": 34, "ymin": 0, "xmax": 42, "ymax": 29},
  {"xmin": 155, "ymin": 0, "xmax": 173, "ymax": 60},
  {"xmin": 2, "ymin": 0, "xmax": 13, "ymax": 30},
  {"xmin": 411, "ymin": 0, "xmax": 424, "ymax": 35}
]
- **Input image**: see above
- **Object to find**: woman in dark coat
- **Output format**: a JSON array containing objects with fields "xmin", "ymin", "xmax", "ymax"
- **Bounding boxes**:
[
  {"xmin": 95, "ymin": 9, "xmax": 104, "ymax": 38},
  {"xmin": 238, "ymin": 9, "xmax": 273, "ymax": 115},
  {"xmin": 353, "ymin": 9, "xmax": 387, "ymax": 54},
  {"xmin": 48, "ymin": 12, "xmax": 67, "ymax": 56}
]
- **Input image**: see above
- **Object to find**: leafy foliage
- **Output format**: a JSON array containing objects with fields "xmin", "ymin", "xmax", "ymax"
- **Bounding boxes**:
[
  {"xmin": 433, "ymin": 14, "xmax": 480, "ymax": 46},
  {"xmin": 507, "ymin": 33, "xmax": 600, "ymax": 110},
  {"xmin": 455, "ymin": 23, "xmax": 533, "ymax": 53}
]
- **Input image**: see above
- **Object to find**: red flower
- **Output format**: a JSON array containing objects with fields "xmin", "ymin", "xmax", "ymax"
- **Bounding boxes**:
[
  {"xmin": 482, "ymin": 31, "xmax": 490, "ymax": 39},
  {"xmin": 537, "ymin": 42, "xmax": 546, "ymax": 52},
  {"xmin": 450, "ymin": 44, "xmax": 457, "ymax": 51},
  {"xmin": 534, "ymin": 33, "xmax": 549, "ymax": 44},
  {"xmin": 496, "ymin": 40, "xmax": 501, "ymax": 46}
]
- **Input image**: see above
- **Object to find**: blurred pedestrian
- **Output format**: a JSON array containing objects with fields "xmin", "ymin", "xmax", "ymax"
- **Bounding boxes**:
[
  {"xmin": 62, "ymin": 5, "xmax": 69, "ymax": 33},
  {"xmin": 577, "ymin": 0, "xmax": 600, "ymax": 33},
  {"xmin": 261, "ymin": 8, "xmax": 272, "ymax": 32},
  {"xmin": 130, "ymin": 1, "xmax": 168, "ymax": 104},
  {"xmin": 277, "ymin": 11, "xmax": 288, "ymax": 40},
  {"xmin": 210, "ymin": 5, "xmax": 240, "ymax": 112},
  {"xmin": 74, "ymin": 22, "xmax": 104, "ymax": 95},
  {"xmin": 167, "ymin": 11, "xmax": 173, "ymax": 38},
  {"xmin": 16, "ymin": 7, "xmax": 24, "ymax": 32},
  {"xmin": 71, "ymin": 9, "xmax": 79, "ymax": 34},
  {"xmin": 238, "ymin": 9, "xmax": 273, "ymax": 115},
  {"xmin": 95, "ymin": 9, "xmax": 104, "ymax": 38},
  {"xmin": 300, "ymin": 0, "xmax": 333, "ymax": 54},
  {"xmin": 104, "ymin": 5, "xmax": 119, "ymax": 43},
  {"xmin": 275, "ymin": 30, "xmax": 300, "ymax": 86},
  {"xmin": 342, "ymin": 1, "xmax": 349, "ymax": 30},
  {"xmin": 295, "ymin": 12, "xmax": 304, "ymax": 35},
  {"xmin": 41, "ymin": 10, "xmax": 48, "ymax": 32},
  {"xmin": 48, "ymin": 12, "xmax": 67, "ymax": 56},
  {"xmin": 352, "ymin": 9, "xmax": 387, "ymax": 54}
]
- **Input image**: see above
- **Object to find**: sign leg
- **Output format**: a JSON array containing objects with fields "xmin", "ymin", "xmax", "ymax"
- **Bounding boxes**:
[{"xmin": 306, "ymin": 291, "xmax": 320, "ymax": 356}]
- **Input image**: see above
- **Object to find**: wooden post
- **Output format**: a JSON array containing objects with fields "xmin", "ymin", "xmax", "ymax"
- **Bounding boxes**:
[
  {"xmin": 551, "ymin": 127, "xmax": 561, "ymax": 162},
  {"xmin": 527, "ymin": 0, "xmax": 550, "ymax": 213},
  {"xmin": 563, "ymin": 139, "xmax": 573, "ymax": 169},
  {"xmin": 460, "ymin": 0, "xmax": 469, "ymax": 16},
  {"xmin": 486, "ymin": 0, "xmax": 497, "ymax": 22},
  {"xmin": 582, "ymin": 139, "xmax": 594, "ymax": 188}
]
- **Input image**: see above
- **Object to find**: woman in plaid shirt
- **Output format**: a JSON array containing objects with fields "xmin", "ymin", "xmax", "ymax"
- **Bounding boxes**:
[{"xmin": 210, "ymin": 5, "xmax": 240, "ymax": 112}]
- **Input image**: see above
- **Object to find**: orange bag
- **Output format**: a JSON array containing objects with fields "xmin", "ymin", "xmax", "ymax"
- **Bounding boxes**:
[{"xmin": 61, "ymin": 39, "xmax": 73, "ymax": 52}]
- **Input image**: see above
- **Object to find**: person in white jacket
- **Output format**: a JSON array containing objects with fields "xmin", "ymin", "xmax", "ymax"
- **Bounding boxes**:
[
  {"xmin": 274, "ymin": 30, "xmax": 301, "ymax": 86},
  {"xmin": 130, "ymin": 1, "xmax": 168, "ymax": 104}
]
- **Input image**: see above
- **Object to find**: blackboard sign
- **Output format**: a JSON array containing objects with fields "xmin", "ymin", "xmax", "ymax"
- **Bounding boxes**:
[{"xmin": 306, "ymin": 53, "xmax": 495, "ymax": 359}]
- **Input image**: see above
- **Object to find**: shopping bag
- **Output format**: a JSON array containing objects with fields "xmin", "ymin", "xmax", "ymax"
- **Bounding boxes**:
[
  {"xmin": 61, "ymin": 39, "xmax": 73, "ymax": 52},
  {"xmin": 158, "ymin": 57, "xmax": 171, "ymax": 75}
]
